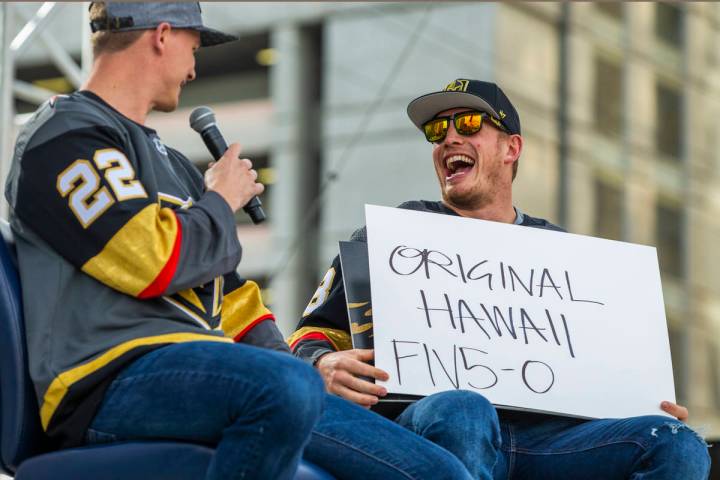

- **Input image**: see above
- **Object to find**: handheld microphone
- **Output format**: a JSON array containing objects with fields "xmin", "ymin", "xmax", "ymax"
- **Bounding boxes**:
[{"xmin": 189, "ymin": 106, "xmax": 266, "ymax": 224}]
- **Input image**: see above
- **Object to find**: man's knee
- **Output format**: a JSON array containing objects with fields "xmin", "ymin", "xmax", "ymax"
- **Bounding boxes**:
[
  {"xmin": 247, "ymin": 354, "xmax": 325, "ymax": 438},
  {"xmin": 647, "ymin": 420, "xmax": 711, "ymax": 478},
  {"xmin": 418, "ymin": 390, "xmax": 497, "ymax": 424},
  {"xmin": 398, "ymin": 390, "xmax": 500, "ymax": 447},
  {"xmin": 267, "ymin": 355, "xmax": 325, "ymax": 413}
]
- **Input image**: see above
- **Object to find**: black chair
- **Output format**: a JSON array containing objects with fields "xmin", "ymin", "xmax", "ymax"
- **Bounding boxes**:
[{"xmin": 0, "ymin": 219, "xmax": 333, "ymax": 480}]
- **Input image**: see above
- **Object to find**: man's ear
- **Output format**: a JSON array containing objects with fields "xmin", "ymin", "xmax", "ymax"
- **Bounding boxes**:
[
  {"xmin": 505, "ymin": 134, "xmax": 523, "ymax": 165},
  {"xmin": 151, "ymin": 22, "xmax": 173, "ymax": 53}
]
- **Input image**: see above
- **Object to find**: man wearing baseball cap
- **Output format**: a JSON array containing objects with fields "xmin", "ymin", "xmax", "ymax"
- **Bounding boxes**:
[
  {"xmin": 5, "ymin": 4, "xmax": 479, "ymax": 479},
  {"xmin": 291, "ymin": 78, "xmax": 711, "ymax": 479}
]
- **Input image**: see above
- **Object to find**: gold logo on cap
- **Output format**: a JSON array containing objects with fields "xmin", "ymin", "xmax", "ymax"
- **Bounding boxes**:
[
  {"xmin": 444, "ymin": 79, "xmax": 469, "ymax": 92},
  {"xmin": 499, "ymin": 110, "xmax": 507, "ymax": 119}
]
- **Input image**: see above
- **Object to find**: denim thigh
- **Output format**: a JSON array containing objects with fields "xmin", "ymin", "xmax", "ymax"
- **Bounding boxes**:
[
  {"xmin": 86, "ymin": 340, "xmax": 323, "ymax": 445},
  {"xmin": 305, "ymin": 394, "xmax": 473, "ymax": 480},
  {"xmin": 496, "ymin": 411, "xmax": 710, "ymax": 480}
]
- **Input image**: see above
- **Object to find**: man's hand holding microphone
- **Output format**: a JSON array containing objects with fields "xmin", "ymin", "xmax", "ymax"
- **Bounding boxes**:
[
  {"xmin": 191, "ymin": 106, "xmax": 266, "ymax": 222},
  {"xmin": 204, "ymin": 142, "xmax": 264, "ymax": 213}
]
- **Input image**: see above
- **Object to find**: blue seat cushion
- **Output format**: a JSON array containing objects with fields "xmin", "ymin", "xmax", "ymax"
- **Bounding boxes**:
[
  {"xmin": 15, "ymin": 441, "xmax": 333, "ymax": 480},
  {"xmin": 15, "ymin": 442, "xmax": 213, "ymax": 480}
]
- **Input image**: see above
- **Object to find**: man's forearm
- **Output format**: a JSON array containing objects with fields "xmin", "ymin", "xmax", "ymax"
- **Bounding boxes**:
[{"xmin": 240, "ymin": 319, "xmax": 291, "ymax": 353}]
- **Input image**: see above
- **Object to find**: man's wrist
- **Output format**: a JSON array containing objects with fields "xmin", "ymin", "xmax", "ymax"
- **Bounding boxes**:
[{"xmin": 310, "ymin": 348, "xmax": 334, "ymax": 367}]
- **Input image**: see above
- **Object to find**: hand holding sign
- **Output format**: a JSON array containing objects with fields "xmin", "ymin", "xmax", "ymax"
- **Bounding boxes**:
[
  {"xmin": 661, "ymin": 401, "xmax": 689, "ymax": 422},
  {"xmin": 316, "ymin": 349, "xmax": 389, "ymax": 408}
]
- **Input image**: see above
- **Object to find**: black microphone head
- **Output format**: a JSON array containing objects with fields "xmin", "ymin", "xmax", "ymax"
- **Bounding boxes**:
[{"xmin": 189, "ymin": 106, "xmax": 216, "ymax": 133}]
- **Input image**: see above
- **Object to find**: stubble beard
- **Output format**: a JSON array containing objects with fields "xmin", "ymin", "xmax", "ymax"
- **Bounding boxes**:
[
  {"xmin": 436, "ymin": 135, "xmax": 508, "ymax": 212},
  {"xmin": 441, "ymin": 162, "xmax": 502, "ymax": 211},
  {"xmin": 443, "ymin": 183, "xmax": 493, "ymax": 211}
]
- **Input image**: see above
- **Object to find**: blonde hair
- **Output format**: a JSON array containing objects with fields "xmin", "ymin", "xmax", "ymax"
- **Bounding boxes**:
[{"xmin": 89, "ymin": 2, "xmax": 144, "ymax": 57}]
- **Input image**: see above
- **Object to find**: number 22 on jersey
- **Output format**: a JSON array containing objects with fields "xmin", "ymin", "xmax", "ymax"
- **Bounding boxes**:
[{"xmin": 56, "ymin": 148, "xmax": 148, "ymax": 228}]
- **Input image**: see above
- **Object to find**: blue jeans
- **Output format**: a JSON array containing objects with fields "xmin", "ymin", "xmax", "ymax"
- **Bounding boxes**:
[
  {"xmin": 306, "ymin": 394, "xmax": 471, "ymax": 479},
  {"xmin": 394, "ymin": 391, "xmax": 711, "ymax": 480},
  {"xmin": 86, "ymin": 342, "xmax": 472, "ymax": 480}
]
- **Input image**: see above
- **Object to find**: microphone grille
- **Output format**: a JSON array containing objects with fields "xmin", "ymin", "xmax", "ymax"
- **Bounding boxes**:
[{"xmin": 189, "ymin": 106, "xmax": 216, "ymax": 133}]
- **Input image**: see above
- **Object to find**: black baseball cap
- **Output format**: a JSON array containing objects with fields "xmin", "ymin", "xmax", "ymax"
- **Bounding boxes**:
[
  {"xmin": 89, "ymin": 2, "xmax": 237, "ymax": 47},
  {"xmin": 407, "ymin": 79, "xmax": 521, "ymax": 135}
]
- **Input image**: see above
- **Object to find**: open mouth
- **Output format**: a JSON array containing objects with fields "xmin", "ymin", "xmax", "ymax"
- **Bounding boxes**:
[{"xmin": 444, "ymin": 154, "xmax": 475, "ymax": 181}]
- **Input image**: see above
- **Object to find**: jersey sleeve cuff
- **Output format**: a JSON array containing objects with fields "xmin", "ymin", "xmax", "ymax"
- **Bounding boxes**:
[{"xmin": 199, "ymin": 190, "xmax": 236, "ymax": 225}]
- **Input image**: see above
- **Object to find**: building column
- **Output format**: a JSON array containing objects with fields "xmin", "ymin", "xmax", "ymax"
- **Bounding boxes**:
[
  {"xmin": 269, "ymin": 23, "xmax": 322, "ymax": 336},
  {"xmin": 0, "ymin": 4, "xmax": 14, "ymax": 219}
]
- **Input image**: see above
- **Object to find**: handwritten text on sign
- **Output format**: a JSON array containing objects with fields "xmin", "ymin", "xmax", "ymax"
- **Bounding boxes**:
[{"xmin": 366, "ymin": 205, "xmax": 675, "ymax": 419}]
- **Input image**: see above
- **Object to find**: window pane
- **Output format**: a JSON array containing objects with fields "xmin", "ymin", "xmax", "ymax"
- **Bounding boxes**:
[
  {"xmin": 594, "ymin": 57, "xmax": 623, "ymax": 138},
  {"xmin": 179, "ymin": 32, "xmax": 270, "ymax": 107},
  {"xmin": 656, "ymin": 203, "xmax": 684, "ymax": 277},
  {"xmin": 596, "ymin": 2, "xmax": 622, "ymax": 20},
  {"xmin": 655, "ymin": 2, "xmax": 684, "ymax": 48},
  {"xmin": 594, "ymin": 179, "xmax": 623, "ymax": 240},
  {"xmin": 15, "ymin": 61, "xmax": 77, "ymax": 114},
  {"xmin": 655, "ymin": 82, "xmax": 682, "ymax": 159}
]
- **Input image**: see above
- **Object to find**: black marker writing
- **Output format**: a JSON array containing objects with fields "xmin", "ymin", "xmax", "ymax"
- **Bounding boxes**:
[
  {"xmin": 522, "ymin": 360, "xmax": 555, "ymax": 394},
  {"xmin": 392, "ymin": 340, "xmax": 419, "ymax": 385},
  {"xmin": 389, "ymin": 340, "xmax": 556, "ymax": 395},
  {"xmin": 417, "ymin": 290, "xmax": 576, "ymax": 358}
]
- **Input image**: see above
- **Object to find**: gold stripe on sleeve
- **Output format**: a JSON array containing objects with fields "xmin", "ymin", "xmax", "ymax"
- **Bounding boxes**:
[
  {"xmin": 220, "ymin": 280, "xmax": 272, "ymax": 339},
  {"xmin": 82, "ymin": 203, "xmax": 178, "ymax": 297},
  {"xmin": 286, "ymin": 326, "xmax": 352, "ymax": 352}
]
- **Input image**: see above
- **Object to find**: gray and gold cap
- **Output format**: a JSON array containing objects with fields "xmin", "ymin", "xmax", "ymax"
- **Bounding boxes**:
[
  {"xmin": 89, "ymin": 2, "xmax": 237, "ymax": 47},
  {"xmin": 407, "ymin": 79, "xmax": 521, "ymax": 135}
]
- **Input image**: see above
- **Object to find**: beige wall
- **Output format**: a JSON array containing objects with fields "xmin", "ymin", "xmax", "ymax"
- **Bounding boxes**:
[{"xmin": 499, "ymin": 2, "xmax": 720, "ymax": 435}]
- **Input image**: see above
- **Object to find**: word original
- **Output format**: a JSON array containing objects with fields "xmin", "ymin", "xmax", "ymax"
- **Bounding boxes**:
[{"xmin": 388, "ymin": 246, "xmax": 605, "ymax": 306}]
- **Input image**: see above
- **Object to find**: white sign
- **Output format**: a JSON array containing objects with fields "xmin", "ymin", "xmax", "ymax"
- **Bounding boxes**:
[{"xmin": 366, "ymin": 204, "xmax": 675, "ymax": 419}]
